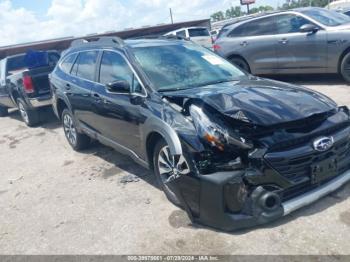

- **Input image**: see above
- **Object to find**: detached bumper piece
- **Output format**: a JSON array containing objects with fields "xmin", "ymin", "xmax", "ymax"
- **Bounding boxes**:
[{"xmin": 173, "ymin": 168, "xmax": 350, "ymax": 231}]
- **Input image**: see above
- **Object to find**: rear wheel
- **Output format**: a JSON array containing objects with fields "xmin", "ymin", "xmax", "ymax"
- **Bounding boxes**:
[
  {"xmin": 62, "ymin": 109, "xmax": 91, "ymax": 151},
  {"xmin": 229, "ymin": 56, "xmax": 251, "ymax": 73},
  {"xmin": 340, "ymin": 52, "xmax": 350, "ymax": 82},
  {"xmin": 17, "ymin": 98, "xmax": 39, "ymax": 127},
  {"xmin": 153, "ymin": 139, "xmax": 191, "ymax": 206},
  {"xmin": 0, "ymin": 106, "xmax": 8, "ymax": 117}
]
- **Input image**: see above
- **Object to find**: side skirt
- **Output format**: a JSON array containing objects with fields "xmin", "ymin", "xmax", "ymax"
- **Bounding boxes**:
[{"xmin": 80, "ymin": 124, "xmax": 150, "ymax": 169}]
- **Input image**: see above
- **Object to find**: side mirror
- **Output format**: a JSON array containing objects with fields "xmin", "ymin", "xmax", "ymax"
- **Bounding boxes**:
[
  {"xmin": 106, "ymin": 80, "xmax": 130, "ymax": 94},
  {"xmin": 300, "ymin": 24, "xmax": 319, "ymax": 34}
]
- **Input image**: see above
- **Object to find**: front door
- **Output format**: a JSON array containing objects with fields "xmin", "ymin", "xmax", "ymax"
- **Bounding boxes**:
[
  {"xmin": 275, "ymin": 14, "xmax": 328, "ymax": 74},
  {"xmin": 91, "ymin": 50, "xmax": 146, "ymax": 155}
]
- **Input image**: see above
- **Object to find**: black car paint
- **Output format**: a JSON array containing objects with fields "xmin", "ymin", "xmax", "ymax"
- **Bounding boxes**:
[{"xmin": 50, "ymin": 38, "xmax": 350, "ymax": 231}]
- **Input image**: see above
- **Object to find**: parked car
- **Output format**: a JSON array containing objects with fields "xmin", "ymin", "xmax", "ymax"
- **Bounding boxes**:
[
  {"xmin": 214, "ymin": 7, "xmax": 350, "ymax": 81},
  {"xmin": 326, "ymin": 0, "xmax": 350, "ymax": 11},
  {"xmin": 50, "ymin": 37, "xmax": 350, "ymax": 231},
  {"xmin": 165, "ymin": 27, "xmax": 213, "ymax": 48},
  {"xmin": 0, "ymin": 50, "xmax": 60, "ymax": 126}
]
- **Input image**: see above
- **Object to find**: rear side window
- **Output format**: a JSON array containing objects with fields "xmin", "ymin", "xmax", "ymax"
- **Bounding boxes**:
[
  {"xmin": 60, "ymin": 54, "xmax": 76, "ymax": 74},
  {"xmin": 276, "ymin": 14, "xmax": 313, "ymax": 34},
  {"xmin": 176, "ymin": 30, "xmax": 186, "ymax": 38},
  {"xmin": 229, "ymin": 16, "xmax": 277, "ymax": 37},
  {"xmin": 71, "ymin": 51, "xmax": 98, "ymax": 81},
  {"xmin": 188, "ymin": 28, "xmax": 210, "ymax": 37}
]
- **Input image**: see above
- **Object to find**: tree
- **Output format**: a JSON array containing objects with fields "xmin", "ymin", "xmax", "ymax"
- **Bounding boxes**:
[
  {"xmin": 280, "ymin": 0, "xmax": 329, "ymax": 10},
  {"xmin": 211, "ymin": 11, "xmax": 225, "ymax": 22}
]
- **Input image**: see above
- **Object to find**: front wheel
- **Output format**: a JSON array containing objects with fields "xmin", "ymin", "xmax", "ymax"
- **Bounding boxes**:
[
  {"xmin": 62, "ymin": 109, "xmax": 91, "ymax": 151},
  {"xmin": 153, "ymin": 139, "xmax": 191, "ymax": 206},
  {"xmin": 17, "ymin": 98, "xmax": 39, "ymax": 127},
  {"xmin": 340, "ymin": 52, "xmax": 350, "ymax": 83}
]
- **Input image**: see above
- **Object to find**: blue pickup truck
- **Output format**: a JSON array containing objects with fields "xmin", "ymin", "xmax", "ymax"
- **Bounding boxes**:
[{"xmin": 0, "ymin": 50, "xmax": 60, "ymax": 126}]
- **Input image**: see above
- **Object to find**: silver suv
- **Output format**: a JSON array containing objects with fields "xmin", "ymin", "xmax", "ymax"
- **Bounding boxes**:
[{"xmin": 214, "ymin": 7, "xmax": 350, "ymax": 81}]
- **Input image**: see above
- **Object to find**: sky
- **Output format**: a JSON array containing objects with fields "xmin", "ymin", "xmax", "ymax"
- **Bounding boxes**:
[{"xmin": 0, "ymin": 0, "xmax": 279, "ymax": 47}]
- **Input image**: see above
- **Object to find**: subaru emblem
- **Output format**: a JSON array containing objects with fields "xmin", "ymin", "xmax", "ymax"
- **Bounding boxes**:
[{"xmin": 313, "ymin": 137, "xmax": 334, "ymax": 152}]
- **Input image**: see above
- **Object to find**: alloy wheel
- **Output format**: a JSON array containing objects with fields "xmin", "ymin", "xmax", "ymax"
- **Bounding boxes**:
[
  {"xmin": 157, "ymin": 145, "xmax": 190, "ymax": 187},
  {"xmin": 63, "ymin": 113, "xmax": 77, "ymax": 146},
  {"xmin": 18, "ymin": 102, "xmax": 29, "ymax": 124}
]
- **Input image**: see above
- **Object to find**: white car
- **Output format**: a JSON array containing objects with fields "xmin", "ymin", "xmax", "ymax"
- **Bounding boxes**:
[
  {"xmin": 165, "ymin": 27, "xmax": 213, "ymax": 49},
  {"xmin": 325, "ymin": 0, "xmax": 350, "ymax": 10}
]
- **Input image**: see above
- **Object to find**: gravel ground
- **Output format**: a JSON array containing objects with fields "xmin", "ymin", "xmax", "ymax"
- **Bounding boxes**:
[{"xmin": 0, "ymin": 75, "xmax": 349, "ymax": 255}]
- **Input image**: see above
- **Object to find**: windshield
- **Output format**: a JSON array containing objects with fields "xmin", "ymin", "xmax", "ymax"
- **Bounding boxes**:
[
  {"xmin": 132, "ymin": 43, "xmax": 245, "ymax": 92},
  {"xmin": 300, "ymin": 8, "xmax": 350, "ymax": 26}
]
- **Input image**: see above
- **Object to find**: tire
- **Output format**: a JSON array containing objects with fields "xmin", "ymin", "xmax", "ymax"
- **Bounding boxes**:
[
  {"xmin": 0, "ymin": 105, "xmax": 8, "ymax": 117},
  {"xmin": 61, "ymin": 108, "xmax": 91, "ymax": 151},
  {"xmin": 340, "ymin": 52, "xmax": 350, "ymax": 83},
  {"xmin": 17, "ymin": 98, "xmax": 39, "ymax": 127},
  {"xmin": 153, "ymin": 139, "xmax": 191, "ymax": 206},
  {"xmin": 229, "ymin": 56, "xmax": 251, "ymax": 73}
]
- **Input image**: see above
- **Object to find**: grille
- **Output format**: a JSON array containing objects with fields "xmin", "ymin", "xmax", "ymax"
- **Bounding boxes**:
[{"xmin": 265, "ymin": 137, "xmax": 350, "ymax": 184}]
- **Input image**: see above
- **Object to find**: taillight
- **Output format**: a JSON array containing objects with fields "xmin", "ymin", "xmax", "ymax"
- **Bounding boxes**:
[
  {"xmin": 23, "ymin": 75, "xmax": 34, "ymax": 93},
  {"xmin": 213, "ymin": 44, "xmax": 221, "ymax": 51}
]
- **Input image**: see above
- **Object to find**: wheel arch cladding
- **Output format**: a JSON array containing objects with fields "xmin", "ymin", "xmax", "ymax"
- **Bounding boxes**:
[
  {"xmin": 143, "ymin": 117, "xmax": 183, "ymax": 161},
  {"xmin": 57, "ymin": 98, "xmax": 69, "ymax": 120},
  {"xmin": 338, "ymin": 46, "xmax": 350, "ymax": 73}
]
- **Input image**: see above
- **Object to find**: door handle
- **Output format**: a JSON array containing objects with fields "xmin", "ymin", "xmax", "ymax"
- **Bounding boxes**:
[
  {"xmin": 240, "ymin": 41, "xmax": 248, "ymax": 47},
  {"xmin": 279, "ymin": 38, "xmax": 288, "ymax": 44}
]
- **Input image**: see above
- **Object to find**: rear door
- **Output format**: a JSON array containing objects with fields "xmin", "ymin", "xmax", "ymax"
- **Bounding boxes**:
[
  {"xmin": 223, "ymin": 16, "xmax": 279, "ymax": 74},
  {"xmin": 68, "ymin": 50, "xmax": 100, "ymax": 129},
  {"xmin": 275, "ymin": 14, "xmax": 327, "ymax": 73}
]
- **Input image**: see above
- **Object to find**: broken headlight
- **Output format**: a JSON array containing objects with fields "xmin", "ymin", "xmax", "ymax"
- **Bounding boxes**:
[{"xmin": 189, "ymin": 104, "xmax": 253, "ymax": 151}]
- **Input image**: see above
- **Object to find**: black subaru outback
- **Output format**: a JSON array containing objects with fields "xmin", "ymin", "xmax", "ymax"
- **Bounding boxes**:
[{"xmin": 50, "ymin": 37, "xmax": 350, "ymax": 231}]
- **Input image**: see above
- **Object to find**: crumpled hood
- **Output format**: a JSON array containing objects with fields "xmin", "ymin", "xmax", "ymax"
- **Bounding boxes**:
[{"xmin": 162, "ymin": 78, "xmax": 337, "ymax": 126}]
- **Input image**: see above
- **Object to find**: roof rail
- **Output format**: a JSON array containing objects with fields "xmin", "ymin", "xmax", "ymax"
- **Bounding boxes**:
[
  {"xmin": 70, "ymin": 36, "xmax": 125, "ymax": 48},
  {"xmin": 128, "ymin": 34, "xmax": 189, "ymax": 41}
]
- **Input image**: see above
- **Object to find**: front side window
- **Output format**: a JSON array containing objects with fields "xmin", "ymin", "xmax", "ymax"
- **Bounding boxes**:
[
  {"xmin": 99, "ymin": 51, "xmax": 142, "ymax": 93},
  {"xmin": 71, "ymin": 51, "xmax": 98, "ymax": 81},
  {"xmin": 276, "ymin": 14, "xmax": 312, "ymax": 34},
  {"xmin": 60, "ymin": 54, "xmax": 77, "ymax": 74},
  {"xmin": 132, "ymin": 43, "xmax": 245, "ymax": 92},
  {"xmin": 229, "ymin": 16, "xmax": 277, "ymax": 37}
]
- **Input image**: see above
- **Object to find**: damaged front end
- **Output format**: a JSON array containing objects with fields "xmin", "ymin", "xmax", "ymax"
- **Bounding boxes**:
[{"xmin": 161, "ymin": 94, "xmax": 350, "ymax": 231}]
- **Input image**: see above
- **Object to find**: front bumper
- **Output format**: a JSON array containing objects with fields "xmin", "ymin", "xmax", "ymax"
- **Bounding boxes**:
[
  {"xmin": 283, "ymin": 169, "xmax": 350, "ymax": 216},
  {"xmin": 175, "ymin": 168, "xmax": 350, "ymax": 231}
]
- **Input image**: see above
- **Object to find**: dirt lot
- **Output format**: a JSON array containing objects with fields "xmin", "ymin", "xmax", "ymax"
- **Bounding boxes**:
[{"xmin": 0, "ymin": 75, "xmax": 349, "ymax": 255}]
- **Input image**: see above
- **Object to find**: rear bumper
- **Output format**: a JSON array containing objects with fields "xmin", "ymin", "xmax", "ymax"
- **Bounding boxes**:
[
  {"xmin": 178, "ymin": 168, "xmax": 350, "ymax": 231},
  {"xmin": 28, "ymin": 94, "xmax": 52, "ymax": 108}
]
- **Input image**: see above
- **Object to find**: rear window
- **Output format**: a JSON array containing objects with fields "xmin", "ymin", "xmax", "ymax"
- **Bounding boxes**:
[
  {"xmin": 7, "ymin": 55, "xmax": 27, "ymax": 74},
  {"xmin": 188, "ymin": 28, "xmax": 210, "ymax": 37}
]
